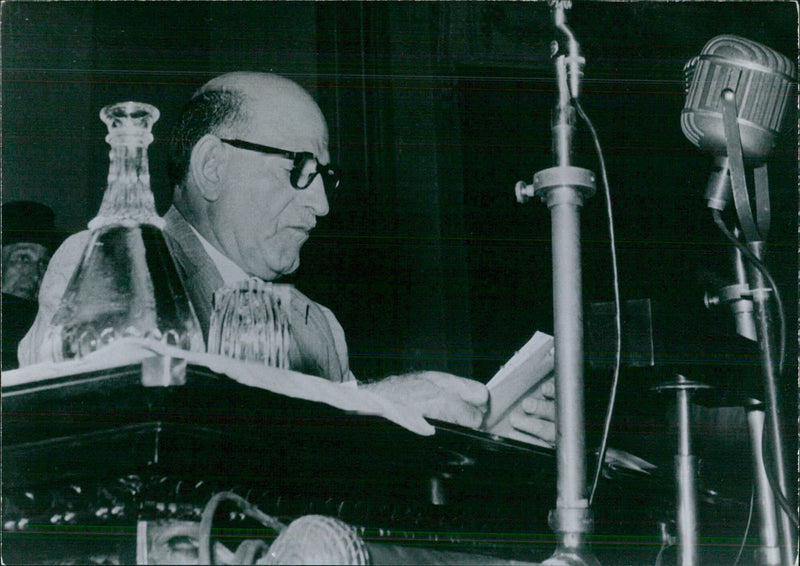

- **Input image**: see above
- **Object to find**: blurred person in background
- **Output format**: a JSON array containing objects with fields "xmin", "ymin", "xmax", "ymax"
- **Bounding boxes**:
[{"xmin": 2, "ymin": 200, "xmax": 60, "ymax": 370}]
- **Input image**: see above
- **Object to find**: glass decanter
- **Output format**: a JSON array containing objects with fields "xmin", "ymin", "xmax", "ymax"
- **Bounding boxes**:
[
  {"xmin": 207, "ymin": 279, "xmax": 292, "ymax": 368},
  {"xmin": 43, "ymin": 101, "xmax": 203, "ymax": 363}
]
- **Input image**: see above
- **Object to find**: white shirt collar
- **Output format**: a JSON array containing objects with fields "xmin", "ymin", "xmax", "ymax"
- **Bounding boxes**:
[{"xmin": 188, "ymin": 224, "xmax": 249, "ymax": 286}]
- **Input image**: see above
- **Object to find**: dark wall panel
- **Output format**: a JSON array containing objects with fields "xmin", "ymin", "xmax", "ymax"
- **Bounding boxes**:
[{"xmin": 3, "ymin": 1, "xmax": 797, "ymax": 389}]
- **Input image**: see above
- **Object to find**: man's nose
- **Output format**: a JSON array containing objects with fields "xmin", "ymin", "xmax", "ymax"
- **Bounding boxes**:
[
  {"xmin": 299, "ymin": 175, "xmax": 330, "ymax": 217},
  {"xmin": 15, "ymin": 261, "xmax": 38, "ymax": 276}
]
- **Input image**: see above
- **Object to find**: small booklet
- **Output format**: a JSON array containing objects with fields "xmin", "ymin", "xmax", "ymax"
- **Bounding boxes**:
[
  {"xmin": 481, "ymin": 331, "xmax": 657, "ymax": 473},
  {"xmin": 482, "ymin": 331, "xmax": 555, "ymax": 438}
]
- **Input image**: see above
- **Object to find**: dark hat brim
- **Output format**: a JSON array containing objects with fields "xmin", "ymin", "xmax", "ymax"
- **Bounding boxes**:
[
  {"xmin": 2, "ymin": 201, "xmax": 63, "ymax": 253},
  {"xmin": 3, "ymin": 227, "xmax": 65, "ymax": 253}
]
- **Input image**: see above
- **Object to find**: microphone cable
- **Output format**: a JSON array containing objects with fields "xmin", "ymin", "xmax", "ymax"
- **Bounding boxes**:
[
  {"xmin": 711, "ymin": 208, "xmax": 798, "ymax": 532},
  {"xmin": 573, "ymin": 97, "xmax": 623, "ymax": 507},
  {"xmin": 710, "ymin": 209, "xmax": 786, "ymax": 377},
  {"xmin": 732, "ymin": 482, "xmax": 755, "ymax": 566},
  {"xmin": 198, "ymin": 491, "xmax": 287, "ymax": 565}
]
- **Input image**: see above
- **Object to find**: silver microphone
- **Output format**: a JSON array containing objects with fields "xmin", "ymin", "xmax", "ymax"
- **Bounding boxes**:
[{"xmin": 681, "ymin": 34, "xmax": 795, "ymax": 163}]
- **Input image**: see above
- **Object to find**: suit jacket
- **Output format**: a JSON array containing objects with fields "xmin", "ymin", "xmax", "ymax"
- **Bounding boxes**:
[{"xmin": 162, "ymin": 207, "xmax": 349, "ymax": 382}]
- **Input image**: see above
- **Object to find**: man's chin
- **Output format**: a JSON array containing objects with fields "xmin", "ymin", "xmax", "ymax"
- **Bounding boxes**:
[
  {"xmin": 279, "ymin": 260, "xmax": 301, "ymax": 278},
  {"xmin": 250, "ymin": 257, "xmax": 300, "ymax": 282}
]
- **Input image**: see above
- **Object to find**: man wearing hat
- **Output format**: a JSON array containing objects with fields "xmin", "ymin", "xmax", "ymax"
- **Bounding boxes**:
[{"xmin": 2, "ymin": 200, "xmax": 60, "ymax": 369}]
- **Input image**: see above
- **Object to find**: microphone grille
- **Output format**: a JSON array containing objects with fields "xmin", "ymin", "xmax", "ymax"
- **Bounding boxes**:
[
  {"xmin": 264, "ymin": 514, "xmax": 370, "ymax": 565},
  {"xmin": 681, "ymin": 35, "xmax": 796, "ymax": 161}
]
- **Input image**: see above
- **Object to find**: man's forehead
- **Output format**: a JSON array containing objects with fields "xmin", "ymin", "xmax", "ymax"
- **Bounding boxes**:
[
  {"xmin": 239, "ymin": 103, "xmax": 327, "ymax": 165},
  {"xmin": 249, "ymin": 103, "xmax": 328, "ymax": 150}
]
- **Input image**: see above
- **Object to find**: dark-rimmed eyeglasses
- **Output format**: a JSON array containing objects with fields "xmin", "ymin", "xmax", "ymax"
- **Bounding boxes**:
[{"xmin": 219, "ymin": 138, "xmax": 340, "ymax": 193}]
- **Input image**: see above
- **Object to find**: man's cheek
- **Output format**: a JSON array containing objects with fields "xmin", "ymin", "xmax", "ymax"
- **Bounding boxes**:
[{"xmin": 2, "ymin": 268, "xmax": 21, "ymax": 289}]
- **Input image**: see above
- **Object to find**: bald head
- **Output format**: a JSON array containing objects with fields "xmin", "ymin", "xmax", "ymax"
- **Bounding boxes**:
[
  {"xmin": 168, "ymin": 72, "xmax": 332, "ymax": 281},
  {"xmin": 197, "ymin": 71, "xmax": 312, "ymax": 101},
  {"xmin": 202, "ymin": 73, "xmax": 327, "ymax": 150}
]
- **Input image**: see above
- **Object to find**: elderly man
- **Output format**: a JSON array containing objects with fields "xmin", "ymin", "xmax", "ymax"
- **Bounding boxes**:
[
  {"xmin": 2, "ymin": 201, "xmax": 60, "ymax": 370},
  {"xmin": 20, "ymin": 72, "xmax": 554, "ymax": 441}
]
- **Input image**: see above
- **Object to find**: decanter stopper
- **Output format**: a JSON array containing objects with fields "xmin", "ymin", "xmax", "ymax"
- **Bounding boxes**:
[
  {"xmin": 43, "ymin": 101, "xmax": 204, "ymax": 363},
  {"xmin": 92, "ymin": 102, "xmax": 163, "ymax": 230}
]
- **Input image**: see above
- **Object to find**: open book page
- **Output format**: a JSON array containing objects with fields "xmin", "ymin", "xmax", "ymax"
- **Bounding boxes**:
[{"xmin": 482, "ymin": 331, "xmax": 555, "ymax": 437}]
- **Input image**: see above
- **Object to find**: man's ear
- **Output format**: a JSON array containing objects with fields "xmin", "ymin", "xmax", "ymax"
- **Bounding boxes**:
[{"xmin": 189, "ymin": 134, "xmax": 228, "ymax": 201}]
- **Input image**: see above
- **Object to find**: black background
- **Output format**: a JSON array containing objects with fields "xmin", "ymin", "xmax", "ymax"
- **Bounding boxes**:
[{"xmin": 3, "ymin": 1, "xmax": 797, "ymax": 394}]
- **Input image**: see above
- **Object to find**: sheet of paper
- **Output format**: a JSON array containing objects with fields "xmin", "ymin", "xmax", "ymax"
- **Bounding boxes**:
[{"xmin": 483, "ymin": 331, "xmax": 554, "ymax": 431}]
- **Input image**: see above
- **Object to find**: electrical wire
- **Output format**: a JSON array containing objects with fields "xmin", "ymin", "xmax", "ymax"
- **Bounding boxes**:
[
  {"xmin": 653, "ymin": 540, "xmax": 672, "ymax": 566},
  {"xmin": 198, "ymin": 491, "xmax": 287, "ymax": 565},
  {"xmin": 573, "ymin": 98, "xmax": 623, "ymax": 507},
  {"xmin": 733, "ymin": 483, "xmax": 755, "ymax": 566},
  {"xmin": 711, "ymin": 209, "xmax": 798, "ymax": 550},
  {"xmin": 653, "ymin": 522, "xmax": 675, "ymax": 566}
]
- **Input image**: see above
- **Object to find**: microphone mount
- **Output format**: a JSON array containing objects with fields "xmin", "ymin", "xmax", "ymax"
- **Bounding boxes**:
[
  {"xmin": 718, "ymin": 89, "xmax": 771, "ymax": 242},
  {"xmin": 703, "ymin": 230, "xmax": 758, "ymax": 342},
  {"xmin": 552, "ymin": 0, "xmax": 585, "ymax": 100},
  {"xmin": 683, "ymin": 34, "xmax": 797, "ymax": 564}
]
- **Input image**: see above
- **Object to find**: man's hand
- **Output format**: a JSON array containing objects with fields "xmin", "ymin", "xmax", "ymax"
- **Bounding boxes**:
[
  {"xmin": 489, "ymin": 375, "xmax": 556, "ymax": 448},
  {"xmin": 360, "ymin": 371, "xmax": 488, "ymax": 429}
]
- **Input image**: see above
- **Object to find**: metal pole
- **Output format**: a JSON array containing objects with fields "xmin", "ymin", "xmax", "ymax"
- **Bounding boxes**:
[
  {"xmin": 653, "ymin": 375, "xmax": 710, "ymax": 566},
  {"xmin": 675, "ymin": 380, "xmax": 698, "ymax": 566},
  {"xmin": 515, "ymin": 5, "xmax": 599, "ymax": 562},
  {"xmin": 544, "ymin": 184, "xmax": 598, "ymax": 564},
  {"xmin": 746, "ymin": 405, "xmax": 782, "ymax": 565},
  {"xmin": 744, "ymin": 241, "xmax": 796, "ymax": 566},
  {"xmin": 516, "ymin": 97, "xmax": 598, "ymax": 566},
  {"xmin": 550, "ymin": 185, "xmax": 589, "ymax": 514},
  {"xmin": 524, "ymin": 110, "xmax": 598, "ymax": 566}
]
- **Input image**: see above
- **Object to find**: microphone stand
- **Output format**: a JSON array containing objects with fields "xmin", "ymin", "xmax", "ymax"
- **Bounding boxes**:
[
  {"xmin": 516, "ymin": 2, "xmax": 598, "ymax": 564},
  {"xmin": 706, "ymin": 239, "xmax": 781, "ymax": 565},
  {"xmin": 743, "ymin": 241, "xmax": 795, "ymax": 566},
  {"xmin": 652, "ymin": 375, "xmax": 712, "ymax": 566},
  {"xmin": 747, "ymin": 401, "xmax": 783, "ymax": 566},
  {"xmin": 715, "ymin": 89, "xmax": 796, "ymax": 566}
]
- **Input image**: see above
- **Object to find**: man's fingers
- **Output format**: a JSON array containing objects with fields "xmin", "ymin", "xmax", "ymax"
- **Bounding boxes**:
[
  {"xmin": 425, "ymin": 371, "xmax": 489, "ymax": 408},
  {"xmin": 522, "ymin": 396, "xmax": 555, "ymax": 421},
  {"xmin": 532, "ymin": 377, "xmax": 555, "ymax": 399},
  {"xmin": 363, "ymin": 371, "xmax": 489, "ymax": 429},
  {"xmin": 414, "ymin": 392, "xmax": 486, "ymax": 429},
  {"xmin": 509, "ymin": 412, "xmax": 556, "ymax": 444},
  {"xmin": 431, "ymin": 401, "xmax": 486, "ymax": 429}
]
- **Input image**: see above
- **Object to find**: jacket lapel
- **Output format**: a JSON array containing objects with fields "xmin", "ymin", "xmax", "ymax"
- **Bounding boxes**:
[{"xmin": 162, "ymin": 206, "xmax": 223, "ymax": 345}]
